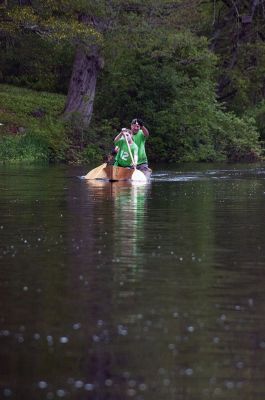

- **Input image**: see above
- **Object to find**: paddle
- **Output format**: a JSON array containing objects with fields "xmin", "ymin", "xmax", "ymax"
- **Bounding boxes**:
[
  {"xmin": 123, "ymin": 133, "xmax": 147, "ymax": 182},
  {"xmin": 84, "ymin": 163, "xmax": 108, "ymax": 180}
]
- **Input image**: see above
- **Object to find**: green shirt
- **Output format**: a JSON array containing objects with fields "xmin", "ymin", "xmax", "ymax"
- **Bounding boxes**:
[
  {"xmin": 132, "ymin": 129, "xmax": 148, "ymax": 165},
  {"xmin": 114, "ymin": 138, "xmax": 138, "ymax": 167}
]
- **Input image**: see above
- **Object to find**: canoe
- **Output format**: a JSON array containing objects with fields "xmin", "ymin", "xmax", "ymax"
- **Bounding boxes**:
[{"xmin": 84, "ymin": 163, "xmax": 152, "ymax": 182}]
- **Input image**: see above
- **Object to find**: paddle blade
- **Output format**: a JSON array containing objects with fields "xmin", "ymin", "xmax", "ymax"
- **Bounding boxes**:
[
  {"xmin": 84, "ymin": 163, "xmax": 108, "ymax": 180},
  {"xmin": 131, "ymin": 169, "xmax": 148, "ymax": 182}
]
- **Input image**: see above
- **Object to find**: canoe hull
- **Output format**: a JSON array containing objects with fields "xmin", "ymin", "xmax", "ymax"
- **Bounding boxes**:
[
  {"xmin": 104, "ymin": 166, "xmax": 151, "ymax": 182},
  {"xmin": 84, "ymin": 164, "xmax": 151, "ymax": 182},
  {"xmin": 105, "ymin": 165, "xmax": 135, "ymax": 181}
]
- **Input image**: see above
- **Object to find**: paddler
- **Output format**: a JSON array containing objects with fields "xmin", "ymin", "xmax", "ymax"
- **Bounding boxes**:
[
  {"xmin": 113, "ymin": 128, "xmax": 138, "ymax": 168},
  {"xmin": 130, "ymin": 118, "xmax": 149, "ymax": 171}
]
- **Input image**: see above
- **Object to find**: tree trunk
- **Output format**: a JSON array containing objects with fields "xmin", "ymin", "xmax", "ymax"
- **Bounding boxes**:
[{"xmin": 63, "ymin": 45, "xmax": 103, "ymax": 126}]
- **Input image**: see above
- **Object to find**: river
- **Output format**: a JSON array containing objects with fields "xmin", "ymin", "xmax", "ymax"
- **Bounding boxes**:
[{"xmin": 0, "ymin": 163, "xmax": 264, "ymax": 399}]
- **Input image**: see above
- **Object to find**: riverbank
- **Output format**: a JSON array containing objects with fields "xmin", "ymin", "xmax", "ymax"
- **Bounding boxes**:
[
  {"xmin": 0, "ymin": 84, "xmax": 263, "ymax": 164},
  {"xmin": 0, "ymin": 84, "xmax": 106, "ymax": 164},
  {"xmin": 0, "ymin": 84, "xmax": 67, "ymax": 162}
]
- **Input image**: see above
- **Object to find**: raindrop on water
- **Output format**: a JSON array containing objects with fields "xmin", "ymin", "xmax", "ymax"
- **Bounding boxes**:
[
  {"xmin": 236, "ymin": 361, "xmax": 244, "ymax": 369},
  {"xmin": 3, "ymin": 388, "xmax": 12, "ymax": 397},
  {"xmin": 139, "ymin": 383, "xmax": 147, "ymax": 391},
  {"xmin": 38, "ymin": 381, "xmax": 48, "ymax": 389},
  {"xmin": 84, "ymin": 384, "xmax": 94, "ymax": 391},
  {"xmin": 127, "ymin": 388, "xmax": 136, "ymax": 397},
  {"xmin": 185, "ymin": 368, "xmax": 193, "ymax": 376},
  {"xmin": 17, "ymin": 335, "xmax": 24, "ymax": 343},
  {"xmin": 248, "ymin": 298, "xmax": 254, "ymax": 307},
  {"xmin": 46, "ymin": 336, "xmax": 53, "ymax": 345},
  {"xmin": 92, "ymin": 335, "xmax": 100, "ymax": 342},
  {"xmin": 34, "ymin": 333, "xmax": 40, "ymax": 340},
  {"xmin": 224, "ymin": 380, "xmax": 234, "ymax": 389},
  {"xmin": 1, "ymin": 330, "xmax": 10, "ymax": 337},
  {"xmin": 59, "ymin": 336, "xmax": 69, "ymax": 344},
  {"xmin": 56, "ymin": 389, "xmax": 66, "ymax": 397},
  {"xmin": 74, "ymin": 381, "xmax": 83, "ymax": 389},
  {"xmin": 213, "ymin": 388, "xmax": 222, "ymax": 396}
]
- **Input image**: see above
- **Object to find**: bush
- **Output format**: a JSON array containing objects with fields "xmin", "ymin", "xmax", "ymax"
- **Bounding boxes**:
[
  {"xmin": 93, "ymin": 29, "xmax": 263, "ymax": 163},
  {"xmin": 0, "ymin": 84, "xmax": 70, "ymax": 163},
  {"xmin": 80, "ymin": 144, "xmax": 103, "ymax": 163},
  {"xmin": 0, "ymin": 134, "xmax": 49, "ymax": 163},
  {"xmin": 211, "ymin": 111, "xmax": 262, "ymax": 162}
]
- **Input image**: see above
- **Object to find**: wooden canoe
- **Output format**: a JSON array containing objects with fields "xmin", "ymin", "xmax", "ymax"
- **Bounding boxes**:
[{"xmin": 84, "ymin": 164, "xmax": 152, "ymax": 182}]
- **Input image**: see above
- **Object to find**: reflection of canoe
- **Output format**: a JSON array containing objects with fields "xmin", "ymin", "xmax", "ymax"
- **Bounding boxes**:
[{"xmin": 84, "ymin": 164, "xmax": 152, "ymax": 182}]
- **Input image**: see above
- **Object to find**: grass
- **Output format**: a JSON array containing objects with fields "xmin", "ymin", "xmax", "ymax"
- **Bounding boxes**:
[{"xmin": 0, "ymin": 84, "xmax": 67, "ymax": 163}]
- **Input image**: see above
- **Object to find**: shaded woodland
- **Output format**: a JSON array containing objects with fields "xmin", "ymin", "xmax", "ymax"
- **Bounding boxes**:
[{"xmin": 1, "ymin": 0, "xmax": 265, "ymax": 163}]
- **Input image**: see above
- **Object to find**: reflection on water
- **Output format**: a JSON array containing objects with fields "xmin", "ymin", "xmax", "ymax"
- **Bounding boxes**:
[{"xmin": 0, "ymin": 164, "xmax": 265, "ymax": 400}]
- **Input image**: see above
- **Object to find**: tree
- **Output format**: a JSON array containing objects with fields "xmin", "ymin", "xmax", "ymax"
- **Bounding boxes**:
[
  {"xmin": 1, "ymin": 1, "xmax": 102, "ymax": 125},
  {"xmin": 210, "ymin": 0, "xmax": 265, "ymax": 108},
  {"xmin": 1, "ymin": 0, "xmax": 206, "ymax": 127}
]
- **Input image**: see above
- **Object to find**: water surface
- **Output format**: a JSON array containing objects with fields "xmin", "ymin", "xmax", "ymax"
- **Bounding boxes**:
[{"xmin": 0, "ymin": 163, "xmax": 265, "ymax": 399}]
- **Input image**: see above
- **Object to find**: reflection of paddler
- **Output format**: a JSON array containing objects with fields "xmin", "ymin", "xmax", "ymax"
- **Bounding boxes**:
[
  {"xmin": 113, "ymin": 128, "xmax": 138, "ymax": 168},
  {"xmin": 113, "ymin": 181, "xmax": 148, "ymax": 271}
]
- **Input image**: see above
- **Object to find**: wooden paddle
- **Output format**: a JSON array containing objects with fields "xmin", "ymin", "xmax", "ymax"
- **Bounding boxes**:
[
  {"xmin": 84, "ymin": 163, "xmax": 108, "ymax": 180},
  {"xmin": 123, "ymin": 133, "xmax": 147, "ymax": 182}
]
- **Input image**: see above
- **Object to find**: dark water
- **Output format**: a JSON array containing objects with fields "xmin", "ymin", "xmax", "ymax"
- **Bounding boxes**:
[{"xmin": 0, "ymin": 163, "xmax": 265, "ymax": 400}]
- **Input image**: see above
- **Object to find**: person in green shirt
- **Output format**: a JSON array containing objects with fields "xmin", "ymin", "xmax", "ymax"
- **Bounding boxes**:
[
  {"xmin": 113, "ymin": 129, "xmax": 138, "ymax": 168},
  {"xmin": 130, "ymin": 118, "xmax": 149, "ymax": 171}
]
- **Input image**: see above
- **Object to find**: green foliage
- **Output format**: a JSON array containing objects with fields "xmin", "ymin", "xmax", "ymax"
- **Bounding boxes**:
[
  {"xmin": 246, "ymin": 100, "xmax": 265, "ymax": 143},
  {"xmin": 0, "ymin": 33, "xmax": 73, "ymax": 92},
  {"xmin": 95, "ymin": 29, "xmax": 261, "ymax": 162},
  {"xmin": 0, "ymin": 0, "xmax": 264, "ymax": 164},
  {"xmin": 211, "ymin": 111, "xmax": 262, "ymax": 162},
  {"xmin": 80, "ymin": 144, "xmax": 103, "ymax": 164},
  {"xmin": 0, "ymin": 83, "xmax": 64, "ymax": 116},
  {"xmin": 226, "ymin": 41, "xmax": 265, "ymax": 114},
  {"xmin": 0, "ymin": 133, "xmax": 49, "ymax": 163},
  {"xmin": 64, "ymin": 114, "xmax": 119, "ymax": 163},
  {"xmin": 0, "ymin": 84, "xmax": 69, "ymax": 163},
  {"xmin": 4, "ymin": 3, "xmax": 101, "ymax": 44}
]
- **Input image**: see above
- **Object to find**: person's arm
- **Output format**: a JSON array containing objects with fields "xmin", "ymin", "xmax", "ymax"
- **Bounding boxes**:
[
  {"xmin": 114, "ymin": 131, "xmax": 123, "ymax": 143},
  {"xmin": 142, "ymin": 126, "xmax": 149, "ymax": 137},
  {"xmin": 138, "ymin": 119, "xmax": 149, "ymax": 137},
  {"xmin": 114, "ymin": 128, "xmax": 129, "ymax": 143}
]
